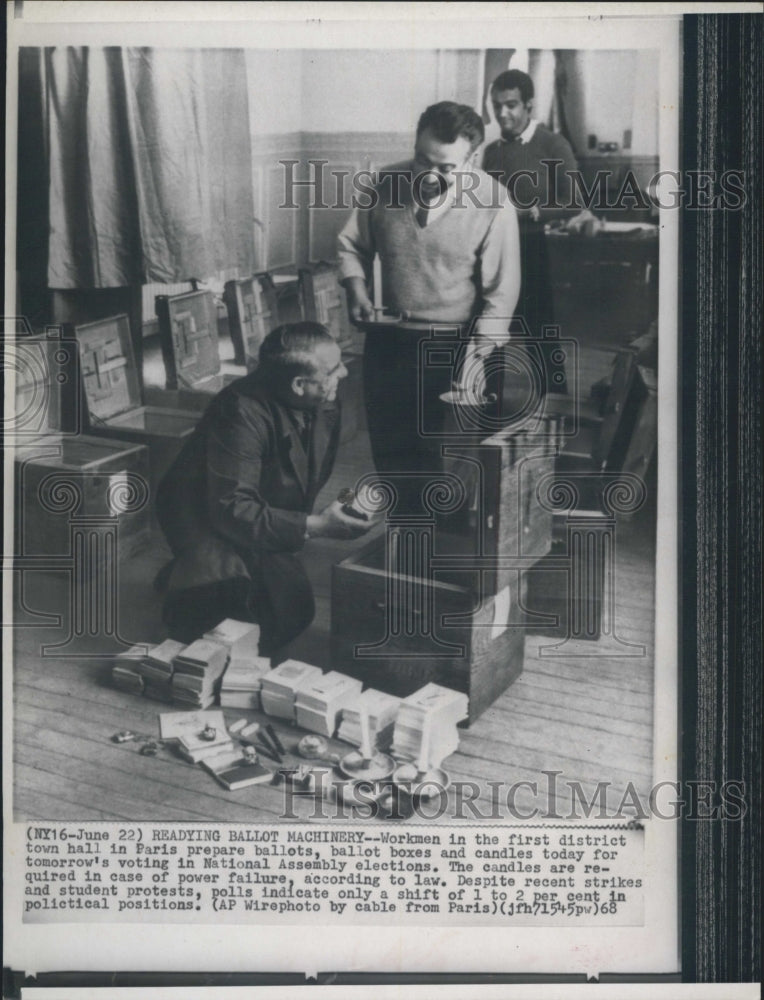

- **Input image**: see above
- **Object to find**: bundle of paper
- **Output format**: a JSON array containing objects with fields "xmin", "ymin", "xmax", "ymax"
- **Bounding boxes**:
[
  {"xmin": 158, "ymin": 709, "xmax": 235, "ymax": 763},
  {"xmin": 338, "ymin": 688, "xmax": 401, "ymax": 751},
  {"xmin": 391, "ymin": 683, "xmax": 468, "ymax": 768},
  {"xmin": 138, "ymin": 639, "xmax": 186, "ymax": 702},
  {"xmin": 200, "ymin": 745, "xmax": 272, "ymax": 790},
  {"xmin": 260, "ymin": 659, "xmax": 323, "ymax": 720},
  {"xmin": 171, "ymin": 639, "xmax": 229, "ymax": 709},
  {"xmin": 140, "ymin": 639, "xmax": 185, "ymax": 681},
  {"xmin": 203, "ymin": 619, "xmax": 261, "ymax": 658},
  {"xmin": 295, "ymin": 671, "xmax": 363, "ymax": 737},
  {"xmin": 112, "ymin": 645, "xmax": 145, "ymax": 695},
  {"xmin": 219, "ymin": 655, "xmax": 272, "ymax": 710}
]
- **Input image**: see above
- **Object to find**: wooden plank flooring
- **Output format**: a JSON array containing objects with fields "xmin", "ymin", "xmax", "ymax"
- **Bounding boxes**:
[{"xmin": 12, "ymin": 347, "xmax": 657, "ymax": 824}]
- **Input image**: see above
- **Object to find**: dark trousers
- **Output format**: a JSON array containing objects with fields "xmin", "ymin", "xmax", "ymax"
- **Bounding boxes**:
[
  {"xmin": 363, "ymin": 329, "xmax": 455, "ymax": 515},
  {"xmin": 513, "ymin": 225, "xmax": 568, "ymax": 394},
  {"xmin": 161, "ymin": 552, "xmax": 315, "ymax": 657}
]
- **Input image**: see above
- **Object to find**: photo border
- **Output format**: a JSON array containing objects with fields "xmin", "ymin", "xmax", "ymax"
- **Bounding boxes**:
[{"xmin": 678, "ymin": 11, "xmax": 761, "ymax": 984}]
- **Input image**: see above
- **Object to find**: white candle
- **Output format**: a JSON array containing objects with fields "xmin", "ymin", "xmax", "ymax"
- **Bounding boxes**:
[
  {"xmin": 417, "ymin": 714, "xmax": 431, "ymax": 775},
  {"xmin": 372, "ymin": 254, "xmax": 383, "ymax": 311},
  {"xmin": 359, "ymin": 704, "xmax": 373, "ymax": 762}
]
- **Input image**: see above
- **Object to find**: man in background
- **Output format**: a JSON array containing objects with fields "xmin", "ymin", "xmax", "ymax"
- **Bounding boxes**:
[
  {"xmin": 483, "ymin": 69, "xmax": 579, "ymax": 393},
  {"xmin": 156, "ymin": 323, "xmax": 373, "ymax": 655}
]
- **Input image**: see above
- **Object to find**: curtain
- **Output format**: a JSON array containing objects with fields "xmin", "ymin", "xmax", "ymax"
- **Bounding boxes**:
[
  {"xmin": 527, "ymin": 50, "xmax": 556, "ymax": 128},
  {"xmin": 19, "ymin": 47, "xmax": 257, "ymax": 290},
  {"xmin": 553, "ymin": 50, "xmax": 587, "ymax": 157}
]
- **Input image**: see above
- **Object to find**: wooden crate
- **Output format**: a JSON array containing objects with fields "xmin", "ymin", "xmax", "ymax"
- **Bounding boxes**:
[
  {"xmin": 332, "ymin": 532, "xmax": 530, "ymax": 724},
  {"xmin": 524, "ymin": 512, "xmax": 608, "ymax": 642},
  {"xmin": 14, "ymin": 434, "xmax": 151, "ymax": 560},
  {"xmin": 435, "ymin": 419, "xmax": 563, "ymax": 596},
  {"xmin": 155, "ymin": 289, "xmax": 239, "ymax": 396},
  {"xmin": 74, "ymin": 314, "xmax": 199, "ymax": 491},
  {"xmin": 223, "ymin": 274, "xmax": 280, "ymax": 369}
]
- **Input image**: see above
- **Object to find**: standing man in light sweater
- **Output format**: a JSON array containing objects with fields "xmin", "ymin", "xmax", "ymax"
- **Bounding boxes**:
[
  {"xmin": 482, "ymin": 69, "xmax": 579, "ymax": 392},
  {"xmin": 337, "ymin": 101, "xmax": 520, "ymax": 500}
]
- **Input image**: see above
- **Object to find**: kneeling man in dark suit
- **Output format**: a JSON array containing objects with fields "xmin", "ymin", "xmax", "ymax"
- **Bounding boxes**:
[{"xmin": 156, "ymin": 322, "xmax": 372, "ymax": 654}]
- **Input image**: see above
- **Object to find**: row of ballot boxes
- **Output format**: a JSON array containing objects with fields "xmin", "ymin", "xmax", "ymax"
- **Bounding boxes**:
[
  {"xmin": 9, "ymin": 264, "xmax": 359, "ymax": 571},
  {"xmin": 11, "ymin": 261, "xmax": 358, "ymax": 479}
]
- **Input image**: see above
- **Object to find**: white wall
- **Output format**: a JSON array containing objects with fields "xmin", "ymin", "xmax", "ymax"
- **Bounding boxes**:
[
  {"xmin": 246, "ymin": 49, "xmax": 486, "ymax": 137},
  {"xmin": 300, "ymin": 49, "xmax": 441, "ymax": 134},
  {"xmin": 245, "ymin": 50, "xmax": 303, "ymax": 135},
  {"xmin": 581, "ymin": 49, "xmax": 659, "ymax": 155}
]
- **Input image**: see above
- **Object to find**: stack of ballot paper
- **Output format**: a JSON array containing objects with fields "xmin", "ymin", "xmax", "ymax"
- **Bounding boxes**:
[
  {"xmin": 112, "ymin": 644, "xmax": 145, "ymax": 695},
  {"xmin": 219, "ymin": 655, "xmax": 272, "ymax": 710},
  {"xmin": 260, "ymin": 659, "xmax": 323, "ymax": 720},
  {"xmin": 295, "ymin": 671, "xmax": 363, "ymax": 737},
  {"xmin": 391, "ymin": 683, "xmax": 468, "ymax": 768},
  {"xmin": 158, "ymin": 709, "xmax": 235, "ymax": 763},
  {"xmin": 203, "ymin": 619, "xmax": 260, "ymax": 657},
  {"xmin": 200, "ymin": 745, "xmax": 272, "ymax": 790},
  {"xmin": 338, "ymin": 688, "xmax": 401, "ymax": 751},
  {"xmin": 139, "ymin": 639, "xmax": 186, "ymax": 702},
  {"xmin": 171, "ymin": 639, "xmax": 229, "ymax": 709}
]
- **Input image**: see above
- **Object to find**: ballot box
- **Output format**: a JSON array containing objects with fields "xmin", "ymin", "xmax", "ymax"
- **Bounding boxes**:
[
  {"xmin": 332, "ymin": 531, "xmax": 527, "ymax": 724},
  {"xmin": 74, "ymin": 314, "xmax": 199, "ymax": 491},
  {"xmin": 434, "ymin": 419, "xmax": 564, "ymax": 597},
  {"xmin": 14, "ymin": 434, "xmax": 151, "ymax": 561},
  {"xmin": 155, "ymin": 289, "xmax": 240, "ymax": 397},
  {"xmin": 298, "ymin": 264, "xmax": 355, "ymax": 349},
  {"xmin": 9, "ymin": 329, "xmax": 82, "ymax": 436},
  {"xmin": 223, "ymin": 273, "xmax": 280, "ymax": 369}
]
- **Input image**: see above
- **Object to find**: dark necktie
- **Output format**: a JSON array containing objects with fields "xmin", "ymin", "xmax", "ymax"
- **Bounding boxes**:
[
  {"xmin": 297, "ymin": 411, "xmax": 313, "ymax": 450},
  {"xmin": 415, "ymin": 205, "xmax": 430, "ymax": 229}
]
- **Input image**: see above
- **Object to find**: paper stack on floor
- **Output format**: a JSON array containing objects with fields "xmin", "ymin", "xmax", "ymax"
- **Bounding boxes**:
[
  {"xmin": 338, "ymin": 688, "xmax": 401, "ymax": 751},
  {"xmin": 220, "ymin": 655, "xmax": 272, "ymax": 709},
  {"xmin": 391, "ymin": 683, "xmax": 468, "ymax": 767},
  {"xmin": 139, "ymin": 639, "xmax": 186, "ymax": 702},
  {"xmin": 203, "ymin": 619, "xmax": 260, "ymax": 657},
  {"xmin": 112, "ymin": 645, "xmax": 145, "ymax": 695},
  {"xmin": 171, "ymin": 639, "xmax": 229, "ymax": 709},
  {"xmin": 208, "ymin": 619, "xmax": 270, "ymax": 709},
  {"xmin": 158, "ymin": 709, "xmax": 235, "ymax": 763},
  {"xmin": 295, "ymin": 671, "xmax": 363, "ymax": 737},
  {"xmin": 260, "ymin": 659, "xmax": 323, "ymax": 720}
]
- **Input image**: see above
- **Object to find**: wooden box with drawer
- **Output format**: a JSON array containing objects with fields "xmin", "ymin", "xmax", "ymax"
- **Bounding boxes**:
[
  {"xmin": 14, "ymin": 434, "xmax": 152, "ymax": 561},
  {"xmin": 73, "ymin": 314, "xmax": 199, "ymax": 492},
  {"xmin": 331, "ymin": 532, "xmax": 530, "ymax": 724}
]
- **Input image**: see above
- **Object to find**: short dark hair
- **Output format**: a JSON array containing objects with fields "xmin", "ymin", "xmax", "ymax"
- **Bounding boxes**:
[
  {"xmin": 490, "ymin": 69, "xmax": 534, "ymax": 104},
  {"xmin": 258, "ymin": 321, "xmax": 335, "ymax": 384},
  {"xmin": 416, "ymin": 101, "xmax": 485, "ymax": 151}
]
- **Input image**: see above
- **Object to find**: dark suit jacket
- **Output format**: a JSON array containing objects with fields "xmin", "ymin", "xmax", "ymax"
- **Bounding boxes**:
[{"xmin": 156, "ymin": 373, "xmax": 340, "ymax": 596}]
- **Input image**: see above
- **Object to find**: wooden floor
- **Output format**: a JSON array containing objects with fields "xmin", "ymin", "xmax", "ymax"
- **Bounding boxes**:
[{"xmin": 12, "ymin": 343, "xmax": 656, "ymax": 824}]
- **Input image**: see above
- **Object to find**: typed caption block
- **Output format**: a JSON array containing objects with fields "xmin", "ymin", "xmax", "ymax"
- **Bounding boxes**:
[{"xmin": 23, "ymin": 823, "xmax": 645, "ymax": 925}]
